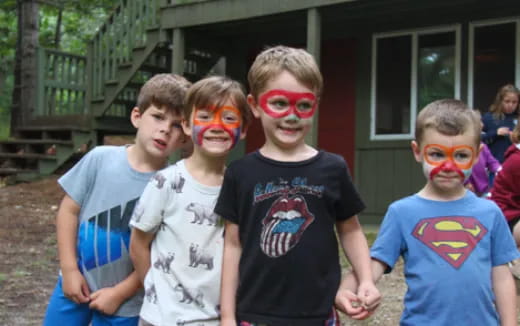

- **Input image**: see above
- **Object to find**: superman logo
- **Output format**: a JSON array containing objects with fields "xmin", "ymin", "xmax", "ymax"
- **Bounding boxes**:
[
  {"xmin": 412, "ymin": 216, "xmax": 487, "ymax": 269},
  {"xmin": 260, "ymin": 195, "xmax": 314, "ymax": 258}
]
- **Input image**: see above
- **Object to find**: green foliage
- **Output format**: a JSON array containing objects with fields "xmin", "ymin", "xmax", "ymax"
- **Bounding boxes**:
[{"xmin": 0, "ymin": 0, "xmax": 117, "ymax": 131}]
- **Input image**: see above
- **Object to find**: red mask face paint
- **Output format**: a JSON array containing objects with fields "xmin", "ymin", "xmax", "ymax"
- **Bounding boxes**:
[
  {"xmin": 422, "ymin": 144, "xmax": 476, "ymax": 181},
  {"xmin": 192, "ymin": 105, "xmax": 242, "ymax": 147},
  {"xmin": 258, "ymin": 89, "xmax": 317, "ymax": 119}
]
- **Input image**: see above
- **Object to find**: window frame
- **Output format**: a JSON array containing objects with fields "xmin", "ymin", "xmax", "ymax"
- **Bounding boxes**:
[
  {"xmin": 467, "ymin": 17, "xmax": 520, "ymax": 109},
  {"xmin": 370, "ymin": 25, "xmax": 461, "ymax": 141}
]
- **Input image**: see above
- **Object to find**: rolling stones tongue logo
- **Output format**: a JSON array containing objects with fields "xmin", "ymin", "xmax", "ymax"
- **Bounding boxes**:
[
  {"xmin": 260, "ymin": 195, "xmax": 314, "ymax": 258},
  {"xmin": 412, "ymin": 216, "xmax": 487, "ymax": 269}
]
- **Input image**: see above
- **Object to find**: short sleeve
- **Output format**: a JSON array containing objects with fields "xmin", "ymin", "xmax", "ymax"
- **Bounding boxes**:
[
  {"xmin": 129, "ymin": 170, "xmax": 170, "ymax": 233},
  {"xmin": 58, "ymin": 147, "xmax": 100, "ymax": 206},
  {"xmin": 490, "ymin": 208, "xmax": 520, "ymax": 266},
  {"xmin": 214, "ymin": 166, "xmax": 238, "ymax": 224},
  {"xmin": 370, "ymin": 205, "xmax": 404, "ymax": 271},
  {"xmin": 334, "ymin": 157, "xmax": 365, "ymax": 220}
]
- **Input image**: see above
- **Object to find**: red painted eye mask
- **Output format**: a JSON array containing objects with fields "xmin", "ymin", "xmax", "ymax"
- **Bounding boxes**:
[{"xmin": 259, "ymin": 89, "xmax": 317, "ymax": 119}]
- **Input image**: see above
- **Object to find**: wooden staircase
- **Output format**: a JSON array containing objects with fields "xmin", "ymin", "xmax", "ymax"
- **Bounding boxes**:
[
  {"xmin": 0, "ymin": 126, "xmax": 94, "ymax": 180},
  {"xmin": 0, "ymin": 0, "xmax": 223, "ymax": 181}
]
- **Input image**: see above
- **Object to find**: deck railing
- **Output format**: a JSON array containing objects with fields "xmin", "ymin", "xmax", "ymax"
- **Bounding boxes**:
[
  {"xmin": 89, "ymin": 0, "xmax": 159, "ymax": 100},
  {"xmin": 36, "ymin": 47, "xmax": 87, "ymax": 116}
]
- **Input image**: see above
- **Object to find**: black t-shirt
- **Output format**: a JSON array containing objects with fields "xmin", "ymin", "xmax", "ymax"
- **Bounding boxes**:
[{"xmin": 215, "ymin": 151, "xmax": 365, "ymax": 326}]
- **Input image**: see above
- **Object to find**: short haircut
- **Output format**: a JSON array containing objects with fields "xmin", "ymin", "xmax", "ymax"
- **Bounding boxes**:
[
  {"xmin": 489, "ymin": 84, "xmax": 520, "ymax": 120},
  {"xmin": 247, "ymin": 45, "xmax": 323, "ymax": 100},
  {"xmin": 136, "ymin": 74, "xmax": 192, "ymax": 115},
  {"xmin": 415, "ymin": 99, "xmax": 481, "ymax": 147},
  {"xmin": 183, "ymin": 75, "xmax": 251, "ymax": 127}
]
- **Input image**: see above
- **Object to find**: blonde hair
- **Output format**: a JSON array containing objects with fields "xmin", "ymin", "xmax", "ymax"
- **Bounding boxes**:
[
  {"xmin": 415, "ymin": 99, "xmax": 481, "ymax": 147},
  {"xmin": 184, "ymin": 75, "xmax": 251, "ymax": 126},
  {"xmin": 247, "ymin": 45, "xmax": 323, "ymax": 100},
  {"xmin": 489, "ymin": 84, "xmax": 520, "ymax": 120},
  {"xmin": 137, "ymin": 74, "xmax": 191, "ymax": 115}
]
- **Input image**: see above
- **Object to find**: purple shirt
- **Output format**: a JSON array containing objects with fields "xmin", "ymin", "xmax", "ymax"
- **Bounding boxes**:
[{"xmin": 466, "ymin": 143, "xmax": 501, "ymax": 196}]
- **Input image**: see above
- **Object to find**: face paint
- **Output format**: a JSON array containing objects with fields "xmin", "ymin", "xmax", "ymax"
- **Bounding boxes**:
[
  {"xmin": 192, "ymin": 105, "xmax": 242, "ymax": 147},
  {"xmin": 422, "ymin": 144, "xmax": 476, "ymax": 181},
  {"xmin": 258, "ymin": 89, "xmax": 317, "ymax": 119}
]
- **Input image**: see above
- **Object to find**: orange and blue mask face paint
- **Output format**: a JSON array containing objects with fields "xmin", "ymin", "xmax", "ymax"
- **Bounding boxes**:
[
  {"xmin": 422, "ymin": 144, "xmax": 476, "ymax": 181},
  {"xmin": 192, "ymin": 105, "xmax": 242, "ymax": 147},
  {"xmin": 259, "ymin": 89, "xmax": 317, "ymax": 120}
]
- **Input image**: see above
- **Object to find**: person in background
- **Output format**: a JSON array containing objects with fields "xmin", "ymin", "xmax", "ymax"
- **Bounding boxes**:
[
  {"xmin": 489, "ymin": 122, "xmax": 520, "ymax": 278},
  {"xmin": 465, "ymin": 110, "xmax": 501, "ymax": 197},
  {"xmin": 481, "ymin": 84, "xmax": 519, "ymax": 163}
]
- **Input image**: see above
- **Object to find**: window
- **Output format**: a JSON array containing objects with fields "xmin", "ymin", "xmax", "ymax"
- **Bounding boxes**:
[
  {"xmin": 371, "ymin": 26, "xmax": 461, "ymax": 140},
  {"xmin": 468, "ymin": 19, "xmax": 518, "ymax": 112}
]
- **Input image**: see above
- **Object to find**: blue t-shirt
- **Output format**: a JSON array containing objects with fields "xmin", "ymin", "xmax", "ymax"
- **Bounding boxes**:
[
  {"xmin": 59, "ymin": 145, "xmax": 155, "ymax": 317},
  {"xmin": 371, "ymin": 191, "xmax": 519, "ymax": 326}
]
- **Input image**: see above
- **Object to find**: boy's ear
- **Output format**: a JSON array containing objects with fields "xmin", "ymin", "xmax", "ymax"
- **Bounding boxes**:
[
  {"xmin": 411, "ymin": 140, "xmax": 422, "ymax": 163},
  {"xmin": 473, "ymin": 143, "xmax": 484, "ymax": 165},
  {"xmin": 130, "ymin": 107, "xmax": 141, "ymax": 128},
  {"xmin": 181, "ymin": 118, "xmax": 192, "ymax": 137},
  {"xmin": 239, "ymin": 124, "xmax": 249, "ymax": 140},
  {"xmin": 247, "ymin": 94, "xmax": 262, "ymax": 119}
]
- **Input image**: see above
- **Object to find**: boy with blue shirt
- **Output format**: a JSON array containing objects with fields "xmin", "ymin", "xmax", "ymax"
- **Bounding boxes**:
[
  {"xmin": 337, "ymin": 99, "xmax": 519, "ymax": 326},
  {"xmin": 43, "ymin": 74, "xmax": 191, "ymax": 326}
]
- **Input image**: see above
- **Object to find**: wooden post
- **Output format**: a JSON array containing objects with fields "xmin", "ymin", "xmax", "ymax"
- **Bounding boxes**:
[
  {"xmin": 306, "ymin": 8, "xmax": 321, "ymax": 147},
  {"xmin": 170, "ymin": 28, "xmax": 186, "ymax": 163},
  {"xmin": 172, "ymin": 28, "xmax": 185, "ymax": 75}
]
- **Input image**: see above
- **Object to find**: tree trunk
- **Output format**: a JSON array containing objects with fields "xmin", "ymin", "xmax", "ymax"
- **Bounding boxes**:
[{"xmin": 10, "ymin": 0, "xmax": 39, "ymax": 135}]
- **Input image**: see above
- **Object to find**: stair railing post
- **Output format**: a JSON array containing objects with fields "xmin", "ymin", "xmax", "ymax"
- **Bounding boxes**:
[
  {"xmin": 85, "ymin": 41, "xmax": 93, "ymax": 116},
  {"xmin": 36, "ymin": 47, "xmax": 46, "ymax": 116},
  {"xmin": 172, "ymin": 28, "xmax": 185, "ymax": 75},
  {"xmin": 170, "ymin": 27, "xmax": 185, "ymax": 163}
]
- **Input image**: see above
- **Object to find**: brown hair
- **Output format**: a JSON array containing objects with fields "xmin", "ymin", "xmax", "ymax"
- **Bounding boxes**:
[
  {"xmin": 183, "ymin": 75, "xmax": 251, "ymax": 127},
  {"xmin": 247, "ymin": 45, "xmax": 323, "ymax": 100},
  {"xmin": 136, "ymin": 74, "xmax": 191, "ymax": 115},
  {"xmin": 489, "ymin": 84, "xmax": 520, "ymax": 120},
  {"xmin": 511, "ymin": 123, "xmax": 520, "ymax": 144},
  {"xmin": 415, "ymin": 99, "xmax": 481, "ymax": 147}
]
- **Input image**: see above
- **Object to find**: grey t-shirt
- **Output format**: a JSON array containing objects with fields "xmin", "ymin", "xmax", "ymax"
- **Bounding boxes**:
[{"xmin": 59, "ymin": 145, "xmax": 153, "ymax": 317}]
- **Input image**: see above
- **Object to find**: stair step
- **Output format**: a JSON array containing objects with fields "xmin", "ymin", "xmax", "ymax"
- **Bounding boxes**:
[
  {"xmin": 140, "ymin": 64, "xmax": 168, "ymax": 74},
  {"xmin": 0, "ymin": 167, "xmax": 38, "ymax": 176},
  {"xmin": 0, "ymin": 153, "xmax": 58, "ymax": 160},
  {"xmin": 17, "ymin": 125, "xmax": 90, "ymax": 132},
  {"xmin": 1, "ymin": 139, "xmax": 73, "ymax": 146}
]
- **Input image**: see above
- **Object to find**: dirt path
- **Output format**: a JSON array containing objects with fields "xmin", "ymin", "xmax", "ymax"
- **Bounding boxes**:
[{"xmin": 0, "ymin": 175, "xmax": 517, "ymax": 325}]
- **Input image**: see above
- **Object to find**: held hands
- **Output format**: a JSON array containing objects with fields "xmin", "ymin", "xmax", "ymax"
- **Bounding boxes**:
[
  {"xmin": 89, "ymin": 286, "xmax": 125, "ymax": 315},
  {"xmin": 61, "ymin": 268, "xmax": 91, "ymax": 304},
  {"xmin": 335, "ymin": 281, "xmax": 381, "ymax": 320}
]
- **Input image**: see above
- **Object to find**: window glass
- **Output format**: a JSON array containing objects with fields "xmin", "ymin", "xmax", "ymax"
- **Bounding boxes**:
[
  {"xmin": 473, "ymin": 23, "xmax": 515, "ymax": 112},
  {"xmin": 417, "ymin": 32, "xmax": 456, "ymax": 111},
  {"xmin": 375, "ymin": 35, "xmax": 411, "ymax": 135}
]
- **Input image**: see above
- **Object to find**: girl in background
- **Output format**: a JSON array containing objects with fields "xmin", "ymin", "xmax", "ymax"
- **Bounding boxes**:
[{"xmin": 481, "ymin": 84, "xmax": 519, "ymax": 163}]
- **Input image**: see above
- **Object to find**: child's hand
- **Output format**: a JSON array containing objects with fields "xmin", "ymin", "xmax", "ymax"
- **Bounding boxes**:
[
  {"xmin": 357, "ymin": 281, "xmax": 381, "ymax": 312},
  {"xmin": 465, "ymin": 183, "xmax": 475, "ymax": 193},
  {"xmin": 61, "ymin": 269, "xmax": 90, "ymax": 304},
  {"xmin": 89, "ymin": 287, "xmax": 124, "ymax": 315},
  {"xmin": 497, "ymin": 127, "xmax": 511, "ymax": 136},
  {"xmin": 335, "ymin": 287, "xmax": 370, "ymax": 320}
]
